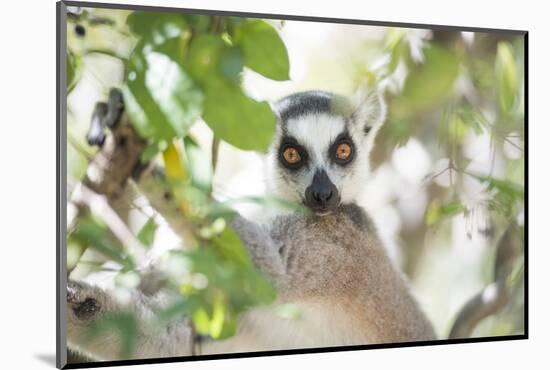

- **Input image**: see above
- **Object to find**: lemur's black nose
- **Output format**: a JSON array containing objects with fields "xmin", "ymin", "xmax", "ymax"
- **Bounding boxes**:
[
  {"xmin": 312, "ymin": 188, "xmax": 333, "ymax": 203},
  {"xmin": 305, "ymin": 169, "xmax": 339, "ymax": 213}
]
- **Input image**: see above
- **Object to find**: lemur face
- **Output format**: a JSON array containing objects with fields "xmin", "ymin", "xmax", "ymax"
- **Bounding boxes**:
[{"xmin": 267, "ymin": 90, "xmax": 386, "ymax": 215}]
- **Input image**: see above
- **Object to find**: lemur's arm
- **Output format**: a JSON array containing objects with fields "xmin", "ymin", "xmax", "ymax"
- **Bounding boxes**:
[
  {"xmin": 66, "ymin": 280, "xmax": 194, "ymax": 360},
  {"xmin": 231, "ymin": 215, "xmax": 287, "ymax": 285}
]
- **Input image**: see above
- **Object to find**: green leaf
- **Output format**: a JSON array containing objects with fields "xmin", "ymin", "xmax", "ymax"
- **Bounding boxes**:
[
  {"xmin": 71, "ymin": 215, "xmax": 135, "ymax": 270},
  {"xmin": 402, "ymin": 46, "xmax": 459, "ymax": 112},
  {"xmin": 157, "ymin": 295, "xmax": 202, "ymax": 324},
  {"xmin": 182, "ymin": 14, "xmax": 210, "ymax": 33},
  {"xmin": 220, "ymin": 46, "xmax": 244, "ymax": 81},
  {"xmin": 426, "ymin": 200, "xmax": 466, "ymax": 225},
  {"xmin": 185, "ymin": 34, "xmax": 225, "ymax": 83},
  {"xmin": 202, "ymin": 79, "xmax": 276, "ymax": 151},
  {"xmin": 185, "ymin": 35, "xmax": 244, "ymax": 85},
  {"xmin": 183, "ymin": 136, "xmax": 212, "ymax": 193},
  {"xmin": 127, "ymin": 11, "xmax": 189, "ymax": 64},
  {"xmin": 476, "ymin": 175, "xmax": 524, "ymax": 198},
  {"xmin": 192, "ymin": 307, "xmax": 212, "ymax": 334},
  {"xmin": 439, "ymin": 111, "xmax": 467, "ymax": 147},
  {"xmin": 234, "ymin": 20, "xmax": 290, "ymax": 81},
  {"xmin": 67, "ymin": 49, "xmax": 81, "ymax": 93},
  {"xmin": 140, "ymin": 140, "xmax": 168, "ymax": 162},
  {"xmin": 209, "ymin": 293, "xmax": 234, "ymax": 339},
  {"xmin": 123, "ymin": 47, "xmax": 204, "ymax": 142},
  {"xmin": 458, "ymin": 107, "xmax": 491, "ymax": 136},
  {"xmin": 210, "ymin": 226, "xmax": 252, "ymax": 266},
  {"xmin": 127, "ymin": 11, "xmax": 188, "ymax": 40},
  {"xmin": 137, "ymin": 217, "xmax": 157, "ymax": 248},
  {"xmin": 469, "ymin": 174, "xmax": 524, "ymax": 215},
  {"xmin": 495, "ymin": 42, "xmax": 519, "ymax": 113},
  {"xmin": 226, "ymin": 16, "xmax": 247, "ymax": 36},
  {"xmin": 124, "ymin": 11, "xmax": 202, "ymax": 143}
]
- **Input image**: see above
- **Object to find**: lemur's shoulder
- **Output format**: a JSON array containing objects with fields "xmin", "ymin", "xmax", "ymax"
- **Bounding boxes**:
[{"xmin": 338, "ymin": 203, "xmax": 372, "ymax": 229}]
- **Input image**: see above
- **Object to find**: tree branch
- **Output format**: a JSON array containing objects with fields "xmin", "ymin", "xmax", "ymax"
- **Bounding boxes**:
[
  {"xmin": 449, "ymin": 223, "xmax": 522, "ymax": 338},
  {"xmin": 68, "ymin": 89, "xmax": 198, "ymax": 270}
]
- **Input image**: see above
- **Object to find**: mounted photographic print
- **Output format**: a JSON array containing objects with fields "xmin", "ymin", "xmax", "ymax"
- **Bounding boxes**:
[{"xmin": 56, "ymin": 1, "xmax": 527, "ymax": 368}]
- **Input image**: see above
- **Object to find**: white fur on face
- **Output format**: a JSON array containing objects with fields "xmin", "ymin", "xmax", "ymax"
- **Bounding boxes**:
[
  {"xmin": 288, "ymin": 113, "xmax": 346, "ymax": 170},
  {"xmin": 266, "ymin": 112, "xmax": 374, "ymax": 205}
]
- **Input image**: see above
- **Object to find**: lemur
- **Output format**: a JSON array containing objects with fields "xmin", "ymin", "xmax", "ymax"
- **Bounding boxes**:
[{"xmin": 67, "ymin": 90, "xmax": 436, "ymax": 360}]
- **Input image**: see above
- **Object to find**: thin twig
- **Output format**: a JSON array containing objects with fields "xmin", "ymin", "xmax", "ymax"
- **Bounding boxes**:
[
  {"xmin": 211, "ymin": 136, "xmax": 220, "ymax": 174},
  {"xmin": 502, "ymin": 137, "xmax": 524, "ymax": 152}
]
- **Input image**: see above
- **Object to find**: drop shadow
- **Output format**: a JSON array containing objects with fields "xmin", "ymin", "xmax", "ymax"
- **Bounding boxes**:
[{"xmin": 34, "ymin": 353, "xmax": 56, "ymax": 367}]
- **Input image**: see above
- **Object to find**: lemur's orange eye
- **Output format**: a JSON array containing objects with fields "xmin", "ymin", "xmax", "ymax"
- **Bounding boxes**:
[
  {"xmin": 283, "ymin": 147, "xmax": 301, "ymax": 164},
  {"xmin": 335, "ymin": 143, "xmax": 352, "ymax": 161}
]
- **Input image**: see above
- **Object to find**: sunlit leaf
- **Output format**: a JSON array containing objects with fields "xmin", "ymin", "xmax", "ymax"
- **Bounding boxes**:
[
  {"xmin": 137, "ymin": 217, "xmax": 157, "ymax": 248},
  {"xmin": 193, "ymin": 306, "xmax": 211, "ymax": 334},
  {"xmin": 67, "ymin": 237, "xmax": 84, "ymax": 270},
  {"xmin": 202, "ymin": 79, "xmax": 276, "ymax": 151},
  {"xmin": 128, "ymin": 11, "xmax": 190, "ymax": 64},
  {"xmin": 162, "ymin": 142, "xmax": 189, "ymax": 182},
  {"xmin": 123, "ymin": 49, "xmax": 204, "ymax": 142},
  {"xmin": 124, "ymin": 12, "xmax": 202, "ymax": 143},
  {"xmin": 234, "ymin": 20, "xmax": 290, "ymax": 81},
  {"xmin": 496, "ymin": 42, "xmax": 519, "ymax": 113},
  {"xmin": 209, "ymin": 292, "xmax": 233, "ymax": 339}
]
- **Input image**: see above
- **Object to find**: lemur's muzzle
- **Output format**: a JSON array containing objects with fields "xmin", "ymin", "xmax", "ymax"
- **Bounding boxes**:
[{"xmin": 305, "ymin": 169, "xmax": 340, "ymax": 214}]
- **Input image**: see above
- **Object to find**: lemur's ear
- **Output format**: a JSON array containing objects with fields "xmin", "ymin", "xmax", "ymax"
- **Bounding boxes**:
[
  {"xmin": 350, "ymin": 88, "xmax": 387, "ymax": 136},
  {"xmin": 269, "ymin": 101, "xmax": 282, "ymax": 121}
]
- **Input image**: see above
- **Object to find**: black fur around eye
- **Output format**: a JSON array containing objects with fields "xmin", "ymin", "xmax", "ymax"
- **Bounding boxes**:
[
  {"xmin": 329, "ymin": 136, "xmax": 355, "ymax": 165},
  {"xmin": 278, "ymin": 137, "xmax": 308, "ymax": 170}
]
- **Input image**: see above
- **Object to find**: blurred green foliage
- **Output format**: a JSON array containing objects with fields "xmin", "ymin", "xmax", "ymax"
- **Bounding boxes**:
[{"xmin": 67, "ymin": 9, "xmax": 292, "ymax": 354}]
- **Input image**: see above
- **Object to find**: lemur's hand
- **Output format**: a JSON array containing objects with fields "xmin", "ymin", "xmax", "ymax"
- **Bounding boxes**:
[{"xmin": 231, "ymin": 215, "xmax": 286, "ymax": 284}]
